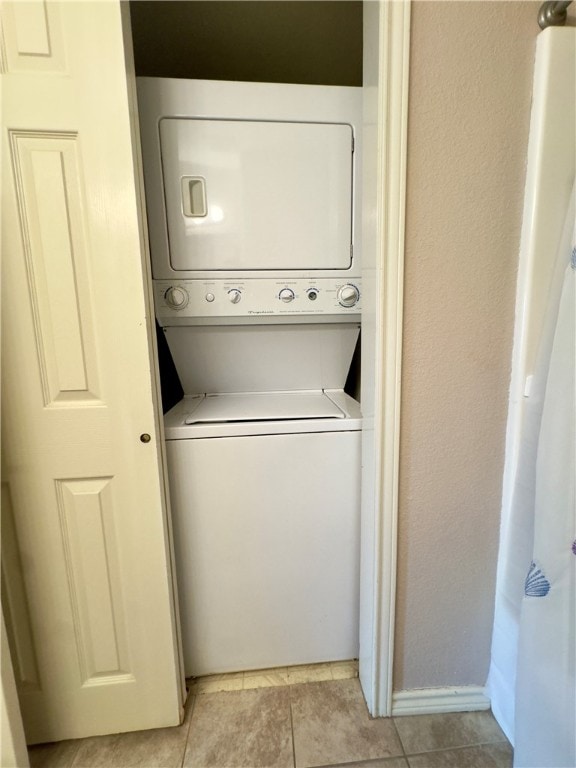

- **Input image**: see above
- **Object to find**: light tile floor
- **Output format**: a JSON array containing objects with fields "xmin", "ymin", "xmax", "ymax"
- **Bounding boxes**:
[{"xmin": 28, "ymin": 663, "xmax": 512, "ymax": 768}]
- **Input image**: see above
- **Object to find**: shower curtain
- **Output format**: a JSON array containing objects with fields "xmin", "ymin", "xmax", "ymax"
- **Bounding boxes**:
[
  {"xmin": 512, "ymin": 189, "xmax": 575, "ymax": 767},
  {"xmin": 488, "ymin": 27, "xmax": 575, "ymax": 766}
]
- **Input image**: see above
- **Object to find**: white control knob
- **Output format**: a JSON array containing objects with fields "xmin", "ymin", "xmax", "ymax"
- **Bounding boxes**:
[
  {"xmin": 228, "ymin": 289, "xmax": 242, "ymax": 304},
  {"xmin": 337, "ymin": 284, "xmax": 360, "ymax": 308},
  {"xmin": 164, "ymin": 286, "xmax": 188, "ymax": 309},
  {"xmin": 279, "ymin": 288, "xmax": 295, "ymax": 303}
]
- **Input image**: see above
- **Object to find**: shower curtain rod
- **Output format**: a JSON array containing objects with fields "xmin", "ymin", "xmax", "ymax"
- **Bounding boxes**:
[{"xmin": 538, "ymin": 0, "xmax": 573, "ymax": 29}]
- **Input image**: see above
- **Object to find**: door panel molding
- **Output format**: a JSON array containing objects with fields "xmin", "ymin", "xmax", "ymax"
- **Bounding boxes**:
[
  {"xmin": 1, "ymin": 0, "xmax": 66, "ymax": 72},
  {"xmin": 56, "ymin": 477, "xmax": 134, "ymax": 687},
  {"xmin": 9, "ymin": 130, "xmax": 102, "ymax": 407},
  {"xmin": 1, "ymin": 483, "xmax": 41, "ymax": 692}
]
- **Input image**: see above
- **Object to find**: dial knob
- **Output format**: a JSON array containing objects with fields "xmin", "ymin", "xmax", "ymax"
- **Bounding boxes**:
[
  {"xmin": 279, "ymin": 288, "xmax": 295, "ymax": 303},
  {"xmin": 228, "ymin": 289, "xmax": 242, "ymax": 304},
  {"xmin": 164, "ymin": 286, "xmax": 188, "ymax": 309},
  {"xmin": 337, "ymin": 284, "xmax": 360, "ymax": 308}
]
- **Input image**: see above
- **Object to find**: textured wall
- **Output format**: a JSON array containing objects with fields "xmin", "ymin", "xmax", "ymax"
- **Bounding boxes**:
[{"xmin": 395, "ymin": 1, "xmax": 538, "ymax": 690}]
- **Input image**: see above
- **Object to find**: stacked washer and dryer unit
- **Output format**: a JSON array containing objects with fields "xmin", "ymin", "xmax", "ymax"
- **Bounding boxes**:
[{"xmin": 138, "ymin": 77, "xmax": 363, "ymax": 677}]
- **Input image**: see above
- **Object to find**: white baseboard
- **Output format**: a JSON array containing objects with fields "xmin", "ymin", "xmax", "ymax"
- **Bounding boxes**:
[{"xmin": 392, "ymin": 686, "xmax": 491, "ymax": 716}]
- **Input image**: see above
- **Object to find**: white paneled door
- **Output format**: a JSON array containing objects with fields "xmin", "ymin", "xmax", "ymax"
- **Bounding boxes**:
[{"xmin": 1, "ymin": 1, "xmax": 183, "ymax": 742}]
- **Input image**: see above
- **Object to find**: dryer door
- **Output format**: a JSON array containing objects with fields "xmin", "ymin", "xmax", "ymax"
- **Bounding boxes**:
[{"xmin": 159, "ymin": 119, "xmax": 354, "ymax": 273}]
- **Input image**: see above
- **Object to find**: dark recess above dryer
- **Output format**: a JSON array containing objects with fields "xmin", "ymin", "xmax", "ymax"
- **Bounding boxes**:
[{"xmin": 129, "ymin": 1, "xmax": 362, "ymax": 87}]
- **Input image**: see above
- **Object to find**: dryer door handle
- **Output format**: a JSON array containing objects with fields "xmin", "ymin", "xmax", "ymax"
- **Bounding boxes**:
[{"xmin": 181, "ymin": 176, "xmax": 207, "ymax": 218}]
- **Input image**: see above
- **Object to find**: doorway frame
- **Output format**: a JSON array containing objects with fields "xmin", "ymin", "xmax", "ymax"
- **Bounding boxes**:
[
  {"xmin": 124, "ymin": 0, "xmax": 412, "ymax": 721},
  {"xmin": 122, "ymin": 0, "xmax": 412, "ymax": 719},
  {"xmin": 359, "ymin": 0, "xmax": 411, "ymax": 717}
]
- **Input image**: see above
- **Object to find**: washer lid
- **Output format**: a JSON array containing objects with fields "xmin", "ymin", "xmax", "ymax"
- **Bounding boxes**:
[
  {"xmin": 165, "ymin": 323, "xmax": 360, "ymax": 395},
  {"xmin": 185, "ymin": 391, "xmax": 345, "ymax": 425}
]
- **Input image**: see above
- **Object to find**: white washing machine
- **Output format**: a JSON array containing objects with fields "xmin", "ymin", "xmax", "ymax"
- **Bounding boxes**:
[
  {"xmin": 138, "ymin": 77, "xmax": 363, "ymax": 677},
  {"xmin": 163, "ymin": 324, "xmax": 361, "ymax": 676}
]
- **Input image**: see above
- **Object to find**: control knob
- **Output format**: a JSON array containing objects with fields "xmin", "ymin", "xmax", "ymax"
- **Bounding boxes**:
[
  {"xmin": 279, "ymin": 288, "xmax": 295, "ymax": 303},
  {"xmin": 164, "ymin": 286, "xmax": 188, "ymax": 309},
  {"xmin": 337, "ymin": 284, "xmax": 360, "ymax": 308},
  {"xmin": 228, "ymin": 289, "xmax": 242, "ymax": 304}
]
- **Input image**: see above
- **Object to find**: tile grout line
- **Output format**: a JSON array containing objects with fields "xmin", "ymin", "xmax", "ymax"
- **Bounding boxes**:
[
  {"xmin": 289, "ymin": 683, "xmax": 297, "ymax": 768},
  {"xmin": 62, "ymin": 739, "xmax": 83, "ymax": 768},
  {"xmin": 390, "ymin": 717, "xmax": 410, "ymax": 764},
  {"xmin": 402, "ymin": 738, "xmax": 513, "ymax": 758},
  {"xmin": 105, "ymin": 734, "xmax": 124, "ymax": 768},
  {"xmin": 180, "ymin": 690, "xmax": 199, "ymax": 768}
]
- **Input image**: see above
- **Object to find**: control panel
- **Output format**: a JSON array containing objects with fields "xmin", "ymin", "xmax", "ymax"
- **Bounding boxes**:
[{"xmin": 155, "ymin": 278, "xmax": 361, "ymax": 323}]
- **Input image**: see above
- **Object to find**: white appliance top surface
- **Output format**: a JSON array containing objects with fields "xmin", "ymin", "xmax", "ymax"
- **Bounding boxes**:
[
  {"xmin": 165, "ymin": 390, "xmax": 361, "ymax": 439},
  {"xmin": 185, "ymin": 391, "xmax": 345, "ymax": 425}
]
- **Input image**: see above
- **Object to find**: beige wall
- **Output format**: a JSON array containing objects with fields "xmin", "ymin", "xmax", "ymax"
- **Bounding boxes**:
[{"xmin": 395, "ymin": 1, "xmax": 539, "ymax": 690}]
